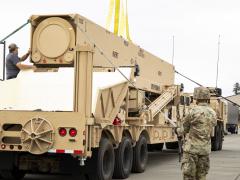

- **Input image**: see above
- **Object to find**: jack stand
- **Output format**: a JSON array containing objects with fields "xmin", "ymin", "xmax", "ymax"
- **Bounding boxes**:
[{"xmin": 79, "ymin": 156, "xmax": 87, "ymax": 166}]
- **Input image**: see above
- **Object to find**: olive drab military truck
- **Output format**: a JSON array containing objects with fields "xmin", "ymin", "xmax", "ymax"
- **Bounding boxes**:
[{"xmin": 0, "ymin": 14, "xmax": 221, "ymax": 180}]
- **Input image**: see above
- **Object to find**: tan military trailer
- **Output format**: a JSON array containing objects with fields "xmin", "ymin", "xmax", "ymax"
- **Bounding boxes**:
[{"xmin": 0, "ymin": 14, "xmax": 196, "ymax": 180}]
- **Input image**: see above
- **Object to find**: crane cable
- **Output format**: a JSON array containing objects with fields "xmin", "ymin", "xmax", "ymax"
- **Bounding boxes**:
[{"xmin": 175, "ymin": 70, "xmax": 240, "ymax": 108}]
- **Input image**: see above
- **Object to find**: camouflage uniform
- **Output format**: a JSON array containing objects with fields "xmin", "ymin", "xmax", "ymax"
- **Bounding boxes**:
[{"xmin": 178, "ymin": 87, "xmax": 217, "ymax": 180}]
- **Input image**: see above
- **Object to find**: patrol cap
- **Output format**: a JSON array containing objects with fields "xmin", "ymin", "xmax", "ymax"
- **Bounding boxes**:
[
  {"xmin": 193, "ymin": 87, "xmax": 210, "ymax": 100},
  {"xmin": 8, "ymin": 43, "xmax": 19, "ymax": 52}
]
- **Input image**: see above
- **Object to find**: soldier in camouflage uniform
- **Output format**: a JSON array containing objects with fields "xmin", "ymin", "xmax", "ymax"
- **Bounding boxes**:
[{"xmin": 178, "ymin": 87, "xmax": 217, "ymax": 180}]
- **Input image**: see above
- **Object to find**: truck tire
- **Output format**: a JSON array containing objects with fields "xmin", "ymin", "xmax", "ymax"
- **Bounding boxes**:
[
  {"xmin": 212, "ymin": 124, "xmax": 220, "ymax": 151},
  {"xmin": 165, "ymin": 142, "xmax": 178, "ymax": 149},
  {"xmin": 88, "ymin": 137, "xmax": 115, "ymax": 180},
  {"xmin": 0, "ymin": 169, "xmax": 25, "ymax": 180},
  {"xmin": 229, "ymin": 125, "xmax": 238, "ymax": 134},
  {"xmin": 230, "ymin": 125, "xmax": 236, "ymax": 134},
  {"xmin": 113, "ymin": 137, "xmax": 133, "ymax": 179},
  {"xmin": 235, "ymin": 126, "xmax": 238, "ymax": 134},
  {"xmin": 132, "ymin": 135, "xmax": 148, "ymax": 173}
]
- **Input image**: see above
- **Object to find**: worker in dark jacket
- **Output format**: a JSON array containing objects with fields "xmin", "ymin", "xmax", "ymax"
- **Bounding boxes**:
[{"xmin": 6, "ymin": 43, "xmax": 35, "ymax": 80}]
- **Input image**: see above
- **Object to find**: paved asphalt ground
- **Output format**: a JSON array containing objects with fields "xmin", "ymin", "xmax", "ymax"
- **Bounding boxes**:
[{"xmin": 24, "ymin": 134, "xmax": 240, "ymax": 180}]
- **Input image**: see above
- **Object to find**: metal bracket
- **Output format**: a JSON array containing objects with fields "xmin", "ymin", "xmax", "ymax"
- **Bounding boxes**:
[{"xmin": 79, "ymin": 156, "xmax": 87, "ymax": 166}]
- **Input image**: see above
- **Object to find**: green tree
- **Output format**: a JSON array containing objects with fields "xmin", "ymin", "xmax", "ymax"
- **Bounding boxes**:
[{"xmin": 233, "ymin": 82, "xmax": 240, "ymax": 95}]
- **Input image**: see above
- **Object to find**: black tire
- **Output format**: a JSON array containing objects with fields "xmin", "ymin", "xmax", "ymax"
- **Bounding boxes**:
[
  {"xmin": 88, "ymin": 137, "xmax": 115, "ymax": 180},
  {"xmin": 229, "ymin": 125, "xmax": 238, "ymax": 134},
  {"xmin": 113, "ymin": 137, "xmax": 133, "ymax": 179},
  {"xmin": 218, "ymin": 123, "xmax": 223, "ymax": 151},
  {"xmin": 230, "ymin": 125, "xmax": 236, "ymax": 134},
  {"xmin": 165, "ymin": 142, "xmax": 178, "ymax": 149},
  {"xmin": 212, "ymin": 124, "xmax": 220, "ymax": 151},
  {"xmin": 235, "ymin": 126, "xmax": 238, "ymax": 134},
  {"xmin": 0, "ymin": 169, "xmax": 25, "ymax": 180},
  {"xmin": 154, "ymin": 143, "xmax": 164, "ymax": 151},
  {"xmin": 132, "ymin": 135, "xmax": 148, "ymax": 173}
]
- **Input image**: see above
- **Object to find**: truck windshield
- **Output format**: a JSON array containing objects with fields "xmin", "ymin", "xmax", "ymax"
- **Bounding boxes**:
[{"xmin": 0, "ymin": 68, "xmax": 74, "ymax": 111}]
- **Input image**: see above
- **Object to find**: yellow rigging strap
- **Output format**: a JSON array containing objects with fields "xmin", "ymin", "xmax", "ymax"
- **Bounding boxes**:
[
  {"xmin": 119, "ymin": 0, "xmax": 126, "ymax": 37},
  {"xmin": 114, "ymin": 0, "xmax": 120, "ymax": 35},
  {"xmin": 106, "ymin": 0, "xmax": 131, "ymax": 41},
  {"xmin": 106, "ymin": 0, "xmax": 114, "ymax": 30}
]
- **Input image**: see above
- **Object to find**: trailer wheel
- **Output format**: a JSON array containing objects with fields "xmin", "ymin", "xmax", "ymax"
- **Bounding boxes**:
[
  {"xmin": 132, "ymin": 135, "xmax": 148, "ymax": 173},
  {"xmin": 212, "ymin": 124, "xmax": 220, "ymax": 151},
  {"xmin": 88, "ymin": 137, "xmax": 115, "ymax": 180},
  {"xmin": 0, "ymin": 168, "xmax": 25, "ymax": 180},
  {"xmin": 165, "ymin": 142, "xmax": 178, "ymax": 149},
  {"xmin": 113, "ymin": 137, "xmax": 133, "ymax": 179}
]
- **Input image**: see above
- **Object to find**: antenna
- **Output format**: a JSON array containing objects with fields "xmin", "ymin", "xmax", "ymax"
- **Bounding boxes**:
[
  {"xmin": 216, "ymin": 35, "xmax": 220, "ymax": 87},
  {"xmin": 172, "ymin": 35, "xmax": 175, "ymax": 65}
]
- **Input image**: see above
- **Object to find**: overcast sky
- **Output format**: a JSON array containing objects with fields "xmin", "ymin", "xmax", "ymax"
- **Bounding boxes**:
[{"xmin": 0, "ymin": 0, "xmax": 239, "ymax": 96}]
